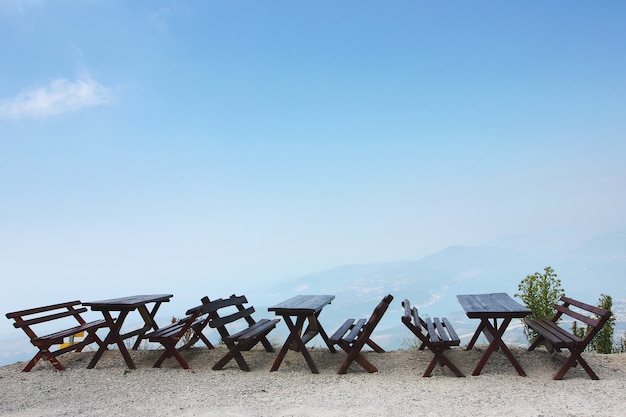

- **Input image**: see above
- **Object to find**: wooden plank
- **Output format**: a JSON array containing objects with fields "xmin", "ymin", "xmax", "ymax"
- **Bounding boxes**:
[
  {"xmin": 16, "ymin": 308, "xmax": 88, "ymax": 327},
  {"xmin": 329, "ymin": 319, "xmax": 355, "ymax": 343},
  {"xmin": 344, "ymin": 319, "xmax": 366, "ymax": 344},
  {"xmin": 424, "ymin": 318, "xmax": 441, "ymax": 343},
  {"xmin": 442, "ymin": 317, "xmax": 460, "ymax": 342},
  {"xmin": 83, "ymin": 294, "xmax": 173, "ymax": 310},
  {"xmin": 561, "ymin": 296, "xmax": 610, "ymax": 317},
  {"xmin": 554, "ymin": 305, "xmax": 601, "ymax": 327},
  {"xmin": 268, "ymin": 295, "xmax": 335, "ymax": 314},
  {"xmin": 209, "ymin": 307, "xmax": 255, "ymax": 329},
  {"xmin": 6, "ymin": 301, "xmax": 82, "ymax": 318},
  {"xmin": 36, "ymin": 320, "xmax": 107, "ymax": 341},
  {"xmin": 457, "ymin": 293, "xmax": 530, "ymax": 318},
  {"xmin": 433, "ymin": 318, "xmax": 450, "ymax": 342}
]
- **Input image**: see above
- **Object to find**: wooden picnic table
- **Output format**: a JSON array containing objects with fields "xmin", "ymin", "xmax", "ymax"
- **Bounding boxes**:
[
  {"xmin": 457, "ymin": 292, "xmax": 531, "ymax": 376},
  {"xmin": 268, "ymin": 295, "xmax": 336, "ymax": 373},
  {"xmin": 83, "ymin": 294, "xmax": 173, "ymax": 369}
]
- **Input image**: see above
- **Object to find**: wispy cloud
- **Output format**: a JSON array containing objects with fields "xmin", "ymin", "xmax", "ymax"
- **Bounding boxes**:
[{"xmin": 0, "ymin": 77, "xmax": 112, "ymax": 119}]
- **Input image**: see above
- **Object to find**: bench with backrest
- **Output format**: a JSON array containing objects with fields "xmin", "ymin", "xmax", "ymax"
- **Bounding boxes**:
[
  {"xmin": 205, "ymin": 294, "xmax": 280, "ymax": 371},
  {"xmin": 6, "ymin": 300, "xmax": 107, "ymax": 372},
  {"xmin": 525, "ymin": 295, "xmax": 612, "ymax": 380},
  {"xmin": 401, "ymin": 298, "xmax": 464, "ymax": 377},
  {"xmin": 329, "ymin": 294, "xmax": 393, "ymax": 374},
  {"xmin": 148, "ymin": 301, "xmax": 215, "ymax": 369}
]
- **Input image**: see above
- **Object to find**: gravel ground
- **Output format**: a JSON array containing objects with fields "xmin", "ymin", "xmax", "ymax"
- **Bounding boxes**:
[{"xmin": 1, "ymin": 345, "xmax": 625, "ymax": 417}]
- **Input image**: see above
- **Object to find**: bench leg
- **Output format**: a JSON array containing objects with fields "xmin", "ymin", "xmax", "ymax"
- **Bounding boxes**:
[
  {"xmin": 336, "ymin": 340, "xmax": 378, "ymax": 374},
  {"xmin": 365, "ymin": 338, "xmax": 385, "ymax": 353},
  {"xmin": 153, "ymin": 341, "xmax": 190, "ymax": 369},
  {"xmin": 553, "ymin": 349, "xmax": 599, "ymax": 380},
  {"xmin": 213, "ymin": 341, "xmax": 251, "ymax": 371},
  {"xmin": 424, "ymin": 348, "xmax": 465, "ymax": 378},
  {"xmin": 22, "ymin": 349, "xmax": 65, "ymax": 372}
]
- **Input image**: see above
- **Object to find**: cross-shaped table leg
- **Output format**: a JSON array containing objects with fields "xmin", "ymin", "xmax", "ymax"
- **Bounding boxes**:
[
  {"xmin": 270, "ymin": 315, "xmax": 320, "ymax": 373},
  {"xmin": 471, "ymin": 317, "xmax": 526, "ymax": 376},
  {"xmin": 87, "ymin": 310, "xmax": 136, "ymax": 370}
]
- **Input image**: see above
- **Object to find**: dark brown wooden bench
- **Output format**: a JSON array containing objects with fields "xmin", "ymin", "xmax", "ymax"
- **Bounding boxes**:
[
  {"xmin": 329, "ymin": 294, "xmax": 393, "ymax": 374},
  {"xmin": 6, "ymin": 300, "xmax": 107, "ymax": 372},
  {"xmin": 148, "ymin": 302, "xmax": 215, "ymax": 369},
  {"xmin": 525, "ymin": 295, "xmax": 612, "ymax": 380},
  {"xmin": 401, "ymin": 298, "xmax": 464, "ymax": 377},
  {"xmin": 205, "ymin": 294, "xmax": 280, "ymax": 371}
]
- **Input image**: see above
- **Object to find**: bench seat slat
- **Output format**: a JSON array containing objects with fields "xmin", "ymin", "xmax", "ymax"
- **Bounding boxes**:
[
  {"xmin": 343, "ymin": 319, "xmax": 367, "ymax": 344},
  {"xmin": 329, "ymin": 319, "xmax": 355, "ymax": 344},
  {"xmin": 424, "ymin": 318, "xmax": 441, "ymax": 342},
  {"xmin": 224, "ymin": 318, "xmax": 279, "ymax": 342},
  {"xmin": 149, "ymin": 324, "xmax": 186, "ymax": 340},
  {"xmin": 442, "ymin": 318, "xmax": 460, "ymax": 343},
  {"xmin": 525, "ymin": 318, "xmax": 581, "ymax": 347},
  {"xmin": 34, "ymin": 319, "xmax": 107, "ymax": 343}
]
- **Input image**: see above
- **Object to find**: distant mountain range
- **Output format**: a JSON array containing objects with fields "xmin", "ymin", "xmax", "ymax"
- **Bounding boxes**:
[
  {"xmin": 254, "ymin": 230, "xmax": 626, "ymax": 351},
  {"xmin": 2, "ymin": 230, "xmax": 624, "ymax": 366}
]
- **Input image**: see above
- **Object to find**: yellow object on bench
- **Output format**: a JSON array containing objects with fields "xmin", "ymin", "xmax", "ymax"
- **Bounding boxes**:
[{"xmin": 60, "ymin": 331, "xmax": 85, "ymax": 349}]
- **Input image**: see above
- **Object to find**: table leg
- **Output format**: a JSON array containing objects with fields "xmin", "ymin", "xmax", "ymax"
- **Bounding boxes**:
[
  {"xmin": 312, "ymin": 311, "xmax": 337, "ymax": 353},
  {"xmin": 466, "ymin": 320, "xmax": 486, "ymax": 350},
  {"xmin": 471, "ymin": 317, "xmax": 526, "ymax": 377},
  {"xmin": 88, "ymin": 310, "xmax": 136, "ymax": 370},
  {"xmin": 270, "ymin": 315, "xmax": 319, "ymax": 374},
  {"xmin": 131, "ymin": 302, "xmax": 162, "ymax": 350}
]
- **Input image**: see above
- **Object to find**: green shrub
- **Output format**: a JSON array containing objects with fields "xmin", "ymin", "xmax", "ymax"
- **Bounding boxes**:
[
  {"xmin": 515, "ymin": 266, "xmax": 565, "ymax": 342},
  {"xmin": 593, "ymin": 294, "xmax": 615, "ymax": 354}
]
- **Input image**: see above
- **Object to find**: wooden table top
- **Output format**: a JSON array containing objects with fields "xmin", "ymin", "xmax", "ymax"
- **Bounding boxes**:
[
  {"xmin": 83, "ymin": 294, "xmax": 173, "ymax": 310},
  {"xmin": 457, "ymin": 292, "xmax": 531, "ymax": 319},
  {"xmin": 268, "ymin": 295, "xmax": 335, "ymax": 315}
]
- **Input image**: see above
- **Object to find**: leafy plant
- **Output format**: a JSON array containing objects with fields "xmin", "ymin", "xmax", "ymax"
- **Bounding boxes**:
[
  {"xmin": 592, "ymin": 294, "xmax": 615, "ymax": 354},
  {"xmin": 515, "ymin": 266, "xmax": 565, "ymax": 342}
]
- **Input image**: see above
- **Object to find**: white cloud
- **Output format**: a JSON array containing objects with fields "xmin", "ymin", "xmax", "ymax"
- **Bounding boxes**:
[{"xmin": 0, "ymin": 77, "xmax": 112, "ymax": 119}]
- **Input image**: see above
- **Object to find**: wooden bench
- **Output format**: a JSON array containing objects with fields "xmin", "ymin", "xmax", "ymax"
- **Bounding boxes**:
[
  {"xmin": 401, "ymin": 298, "xmax": 464, "ymax": 377},
  {"xmin": 525, "ymin": 296, "xmax": 612, "ymax": 380},
  {"xmin": 205, "ymin": 295, "xmax": 280, "ymax": 371},
  {"xmin": 329, "ymin": 294, "xmax": 393, "ymax": 374},
  {"xmin": 6, "ymin": 300, "xmax": 107, "ymax": 372},
  {"xmin": 148, "ymin": 302, "xmax": 215, "ymax": 369}
]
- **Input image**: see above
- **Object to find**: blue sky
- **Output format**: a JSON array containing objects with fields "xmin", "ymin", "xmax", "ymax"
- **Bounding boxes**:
[{"xmin": 1, "ymin": 1, "xmax": 625, "ymax": 324}]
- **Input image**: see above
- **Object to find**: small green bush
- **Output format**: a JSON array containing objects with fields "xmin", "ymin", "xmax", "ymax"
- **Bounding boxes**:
[{"xmin": 515, "ymin": 266, "xmax": 565, "ymax": 342}]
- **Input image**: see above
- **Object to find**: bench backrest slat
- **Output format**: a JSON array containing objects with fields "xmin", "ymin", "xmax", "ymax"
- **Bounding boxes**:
[
  {"xmin": 209, "ymin": 306, "xmax": 255, "ymax": 329},
  {"xmin": 361, "ymin": 294, "xmax": 393, "ymax": 338},
  {"xmin": 200, "ymin": 295, "xmax": 248, "ymax": 313},
  {"xmin": 6, "ymin": 300, "xmax": 82, "ymax": 319},
  {"xmin": 560, "ymin": 296, "xmax": 610, "ymax": 318},
  {"xmin": 14, "ymin": 308, "xmax": 88, "ymax": 328},
  {"xmin": 554, "ymin": 304, "xmax": 601, "ymax": 328}
]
